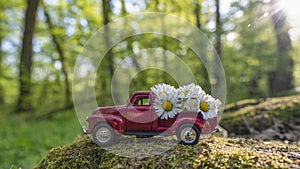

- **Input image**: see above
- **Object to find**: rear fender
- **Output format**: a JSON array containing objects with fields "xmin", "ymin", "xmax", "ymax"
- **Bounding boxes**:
[
  {"xmin": 201, "ymin": 117, "xmax": 217, "ymax": 133},
  {"xmin": 170, "ymin": 117, "xmax": 205, "ymax": 134}
]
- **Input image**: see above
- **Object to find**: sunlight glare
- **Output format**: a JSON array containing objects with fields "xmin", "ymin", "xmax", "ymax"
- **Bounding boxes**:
[
  {"xmin": 277, "ymin": 0, "xmax": 299, "ymax": 19},
  {"xmin": 277, "ymin": 0, "xmax": 300, "ymax": 39}
]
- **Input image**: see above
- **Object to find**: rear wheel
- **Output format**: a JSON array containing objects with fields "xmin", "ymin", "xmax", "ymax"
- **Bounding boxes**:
[
  {"xmin": 177, "ymin": 123, "xmax": 200, "ymax": 145},
  {"xmin": 92, "ymin": 123, "xmax": 115, "ymax": 147}
]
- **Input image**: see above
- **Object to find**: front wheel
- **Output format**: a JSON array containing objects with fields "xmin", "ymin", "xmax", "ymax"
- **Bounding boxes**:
[
  {"xmin": 92, "ymin": 123, "xmax": 115, "ymax": 147},
  {"xmin": 177, "ymin": 123, "xmax": 200, "ymax": 145}
]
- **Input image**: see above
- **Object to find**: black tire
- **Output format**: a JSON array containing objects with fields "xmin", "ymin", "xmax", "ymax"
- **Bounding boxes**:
[
  {"xmin": 92, "ymin": 123, "xmax": 115, "ymax": 147},
  {"xmin": 176, "ymin": 123, "xmax": 200, "ymax": 145}
]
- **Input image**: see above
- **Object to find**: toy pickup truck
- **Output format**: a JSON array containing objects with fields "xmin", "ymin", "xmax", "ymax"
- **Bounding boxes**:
[{"xmin": 85, "ymin": 91, "xmax": 219, "ymax": 146}]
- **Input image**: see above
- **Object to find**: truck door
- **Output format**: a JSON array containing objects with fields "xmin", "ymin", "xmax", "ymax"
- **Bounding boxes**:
[{"xmin": 126, "ymin": 94, "xmax": 154, "ymax": 131}]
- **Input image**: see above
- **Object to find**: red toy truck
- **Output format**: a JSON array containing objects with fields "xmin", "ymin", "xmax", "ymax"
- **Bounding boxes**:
[{"xmin": 86, "ymin": 91, "xmax": 219, "ymax": 146}]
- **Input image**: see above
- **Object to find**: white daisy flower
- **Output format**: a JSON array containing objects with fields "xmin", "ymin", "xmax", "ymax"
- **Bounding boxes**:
[
  {"xmin": 151, "ymin": 83, "xmax": 174, "ymax": 97},
  {"xmin": 177, "ymin": 83, "xmax": 193, "ymax": 110},
  {"xmin": 151, "ymin": 83, "xmax": 181, "ymax": 119},
  {"xmin": 198, "ymin": 93, "xmax": 222, "ymax": 120},
  {"xmin": 177, "ymin": 83, "xmax": 205, "ymax": 112},
  {"xmin": 177, "ymin": 83, "xmax": 195, "ymax": 99},
  {"xmin": 151, "ymin": 83, "xmax": 221, "ymax": 120}
]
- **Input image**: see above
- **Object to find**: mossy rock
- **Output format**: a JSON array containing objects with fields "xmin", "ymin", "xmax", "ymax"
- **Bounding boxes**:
[
  {"xmin": 221, "ymin": 95, "xmax": 300, "ymax": 135},
  {"xmin": 35, "ymin": 135, "xmax": 300, "ymax": 168},
  {"xmin": 35, "ymin": 95, "xmax": 300, "ymax": 168}
]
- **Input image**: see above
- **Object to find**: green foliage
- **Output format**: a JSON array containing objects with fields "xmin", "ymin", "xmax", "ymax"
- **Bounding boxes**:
[
  {"xmin": 0, "ymin": 0, "xmax": 300, "ymax": 109},
  {"xmin": 292, "ymin": 39, "xmax": 300, "ymax": 87},
  {"xmin": 35, "ymin": 135, "xmax": 300, "ymax": 168},
  {"xmin": 95, "ymin": 34, "xmax": 210, "ymax": 105},
  {"xmin": 222, "ymin": 0, "xmax": 279, "ymax": 101},
  {"xmin": 0, "ymin": 110, "xmax": 82, "ymax": 168}
]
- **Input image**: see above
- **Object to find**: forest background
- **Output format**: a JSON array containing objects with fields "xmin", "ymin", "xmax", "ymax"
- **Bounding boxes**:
[{"xmin": 0, "ymin": 0, "xmax": 300, "ymax": 168}]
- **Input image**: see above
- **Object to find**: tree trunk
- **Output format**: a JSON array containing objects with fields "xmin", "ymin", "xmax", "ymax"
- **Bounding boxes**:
[
  {"xmin": 213, "ymin": 0, "xmax": 222, "ymax": 94},
  {"xmin": 120, "ymin": 0, "xmax": 141, "ymax": 72},
  {"xmin": 17, "ymin": 0, "xmax": 39, "ymax": 113},
  {"xmin": 101, "ymin": 0, "xmax": 117, "ymax": 104},
  {"xmin": 155, "ymin": 0, "xmax": 168, "ymax": 81},
  {"xmin": 268, "ymin": 0, "xmax": 294, "ymax": 94},
  {"xmin": 215, "ymin": 0, "xmax": 221, "ymax": 57},
  {"xmin": 0, "ymin": 35, "xmax": 4, "ymax": 105},
  {"xmin": 194, "ymin": 0, "xmax": 202, "ymax": 30},
  {"xmin": 161, "ymin": 17, "xmax": 167, "ymax": 82},
  {"xmin": 102, "ymin": 0, "xmax": 114, "ymax": 78},
  {"xmin": 194, "ymin": 0, "xmax": 210, "ymax": 87},
  {"xmin": 43, "ymin": 7, "xmax": 72, "ymax": 106}
]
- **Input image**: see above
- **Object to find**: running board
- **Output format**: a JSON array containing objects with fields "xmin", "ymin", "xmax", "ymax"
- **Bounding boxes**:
[{"xmin": 123, "ymin": 131, "xmax": 172, "ymax": 136}]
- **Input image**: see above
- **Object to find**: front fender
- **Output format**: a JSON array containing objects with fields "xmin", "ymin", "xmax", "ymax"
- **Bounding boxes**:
[
  {"xmin": 170, "ymin": 117, "xmax": 205, "ymax": 134},
  {"xmin": 87, "ymin": 115, "xmax": 125, "ymax": 134}
]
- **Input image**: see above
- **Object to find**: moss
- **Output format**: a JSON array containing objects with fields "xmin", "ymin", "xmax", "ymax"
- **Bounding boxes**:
[
  {"xmin": 35, "ymin": 135, "xmax": 300, "ymax": 168},
  {"xmin": 221, "ymin": 95, "xmax": 300, "ymax": 135},
  {"xmin": 35, "ymin": 95, "xmax": 300, "ymax": 168}
]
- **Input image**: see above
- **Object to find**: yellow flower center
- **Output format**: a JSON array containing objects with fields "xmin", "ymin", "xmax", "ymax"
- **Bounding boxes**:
[
  {"xmin": 200, "ymin": 102, "xmax": 209, "ymax": 112},
  {"xmin": 163, "ymin": 101, "xmax": 173, "ymax": 111}
]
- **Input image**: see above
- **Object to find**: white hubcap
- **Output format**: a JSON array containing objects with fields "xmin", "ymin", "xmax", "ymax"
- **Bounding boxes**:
[
  {"xmin": 96, "ymin": 127, "xmax": 111, "ymax": 143},
  {"xmin": 180, "ymin": 127, "xmax": 196, "ymax": 143}
]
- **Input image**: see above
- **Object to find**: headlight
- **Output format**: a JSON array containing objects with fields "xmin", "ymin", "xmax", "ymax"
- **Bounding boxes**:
[{"xmin": 82, "ymin": 126, "xmax": 87, "ymax": 133}]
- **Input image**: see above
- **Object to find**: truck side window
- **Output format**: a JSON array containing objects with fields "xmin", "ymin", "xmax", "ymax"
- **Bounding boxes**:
[
  {"xmin": 138, "ymin": 97, "xmax": 150, "ymax": 106},
  {"xmin": 133, "ymin": 96, "xmax": 150, "ymax": 106}
]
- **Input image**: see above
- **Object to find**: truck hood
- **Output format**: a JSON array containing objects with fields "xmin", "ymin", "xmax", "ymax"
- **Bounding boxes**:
[{"xmin": 92, "ymin": 105, "xmax": 125, "ymax": 115}]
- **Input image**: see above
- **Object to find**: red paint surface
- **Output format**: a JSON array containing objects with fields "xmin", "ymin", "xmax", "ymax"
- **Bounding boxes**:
[{"xmin": 86, "ymin": 91, "xmax": 217, "ymax": 135}]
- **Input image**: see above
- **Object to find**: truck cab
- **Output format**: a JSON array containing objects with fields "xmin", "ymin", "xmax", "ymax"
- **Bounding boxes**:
[{"xmin": 86, "ymin": 91, "xmax": 218, "ymax": 146}]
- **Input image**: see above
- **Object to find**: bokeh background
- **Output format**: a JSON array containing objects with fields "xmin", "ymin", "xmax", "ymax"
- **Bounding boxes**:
[{"xmin": 0, "ymin": 0, "xmax": 299, "ymax": 168}]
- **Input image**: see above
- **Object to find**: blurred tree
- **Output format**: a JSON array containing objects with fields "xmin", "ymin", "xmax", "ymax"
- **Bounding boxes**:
[
  {"xmin": 156, "ymin": 0, "xmax": 168, "ymax": 82},
  {"xmin": 17, "ymin": 0, "xmax": 39, "ymax": 113},
  {"xmin": 214, "ymin": 0, "xmax": 221, "ymax": 57},
  {"xmin": 222, "ymin": 0, "xmax": 277, "ymax": 101},
  {"xmin": 120, "ymin": 0, "xmax": 142, "ymax": 73},
  {"xmin": 97, "ymin": 0, "xmax": 116, "ymax": 105},
  {"xmin": 0, "ymin": 5, "xmax": 4, "ymax": 105},
  {"xmin": 0, "ymin": 0, "xmax": 298, "ymax": 111},
  {"xmin": 213, "ymin": 0, "xmax": 222, "ymax": 96},
  {"xmin": 193, "ymin": 0, "xmax": 210, "ymax": 88},
  {"xmin": 0, "ymin": 33, "xmax": 3, "ymax": 105},
  {"xmin": 43, "ymin": 4, "xmax": 71, "ymax": 106},
  {"xmin": 268, "ymin": 0, "xmax": 294, "ymax": 94},
  {"xmin": 194, "ymin": 0, "xmax": 202, "ymax": 29},
  {"xmin": 102, "ymin": 0, "xmax": 114, "ymax": 78},
  {"xmin": 293, "ymin": 39, "xmax": 300, "ymax": 87}
]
